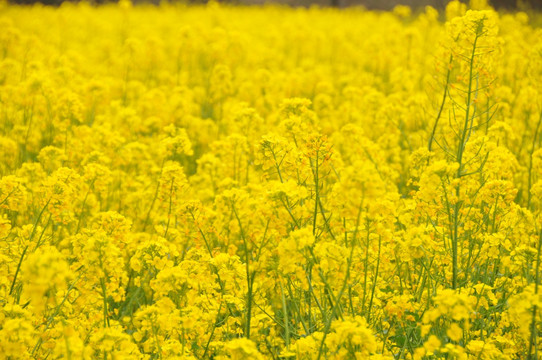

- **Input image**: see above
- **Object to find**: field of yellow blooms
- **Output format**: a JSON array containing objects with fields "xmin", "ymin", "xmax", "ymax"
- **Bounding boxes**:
[{"xmin": 1, "ymin": 0, "xmax": 542, "ymax": 358}]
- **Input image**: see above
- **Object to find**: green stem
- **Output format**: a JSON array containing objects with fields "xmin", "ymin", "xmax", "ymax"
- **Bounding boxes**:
[
  {"xmin": 528, "ymin": 230, "xmax": 542, "ymax": 359},
  {"xmin": 142, "ymin": 160, "xmax": 165, "ymax": 232},
  {"xmin": 163, "ymin": 177, "xmax": 175, "ymax": 237},
  {"xmin": 315, "ymin": 228, "xmax": 357, "ymax": 360},
  {"xmin": 10, "ymin": 198, "xmax": 51, "ymax": 297},
  {"xmin": 452, "ymin": 22, "xmax": 482, "ymax": 290},
  {"xmin": 527, "ymin": 111, "xmax": 542, "ymax": 209},
  {"xmin": 428, "ymin": 54, "xmax": 453, "ymax": 156},
  {"xmin": 280, "ymin": 282, "xmax": 290, "ymax": 349},
  {"xmin": 100, "ymin": 277, "xmax": 109, "ymax": 328},
  {"xmin": 231, "ymin": 203, "xmax": 254, "ymax": 339},
  {"xmin": 312, "ymin": 150, "xmax": 319, "ymax": 236},
  {"xmin": 367, "ymin": 235, "xmax": 382, "ymax": 323}
]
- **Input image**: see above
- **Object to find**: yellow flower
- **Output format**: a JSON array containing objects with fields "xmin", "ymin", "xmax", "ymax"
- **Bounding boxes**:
[
  {"xmin": 424, "ymin": 335, "xmax": 441, "ymax": 355},
  {"xmin": 225, "ymin": 338, "xmax": 264, "ymax": 360},
  {"xmin": 447, "ymin": 322, "xmax": 463, "ymax": 342}
]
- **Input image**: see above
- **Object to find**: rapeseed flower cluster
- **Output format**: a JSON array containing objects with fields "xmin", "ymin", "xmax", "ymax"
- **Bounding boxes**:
[{"xmin": 1, "ymin": 0, "xmax": 542, "ymax": 358}]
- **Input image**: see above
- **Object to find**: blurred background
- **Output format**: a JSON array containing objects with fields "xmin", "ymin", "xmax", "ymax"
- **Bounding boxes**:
[
  {"xmin": 6, "ymin": 0, "xmax": 541, "ymax": 11},
  {"xmin": 234, "ymin": 0, "xmax": 540, "ymax": 9}
]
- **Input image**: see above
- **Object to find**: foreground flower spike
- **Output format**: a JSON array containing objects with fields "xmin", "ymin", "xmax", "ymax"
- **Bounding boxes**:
[{"xmin": 0, "ymin": 1, "xmax": 541, "ymax": 359}]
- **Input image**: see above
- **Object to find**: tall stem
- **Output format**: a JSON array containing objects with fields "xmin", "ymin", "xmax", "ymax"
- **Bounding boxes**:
[
  {"xmin": 452, "ymin": 24, "xmax": 482, "ymax": 290},
  {"xmin": 528, "ymin": 230, "xmax": 542, "ymax": 359},
  {"xmin": 428, "ymin": 54, "xmax": 453, "ymax": 156}
]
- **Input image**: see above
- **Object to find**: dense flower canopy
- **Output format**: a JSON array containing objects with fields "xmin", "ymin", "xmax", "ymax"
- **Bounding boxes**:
[{"xmin": 0, "ymin": 0, "xmax": 542, "ymax": 358}]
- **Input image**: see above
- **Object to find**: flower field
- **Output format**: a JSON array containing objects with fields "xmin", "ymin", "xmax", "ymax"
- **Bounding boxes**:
[{"xmin": 1, "ymin": 0, "xmax": 542, "ymax": 358}]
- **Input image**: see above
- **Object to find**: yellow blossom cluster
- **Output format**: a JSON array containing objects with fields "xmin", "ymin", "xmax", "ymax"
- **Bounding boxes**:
[{"xmin": 1, "ymin": 0, "xmax": 542, "ymax": 359}]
